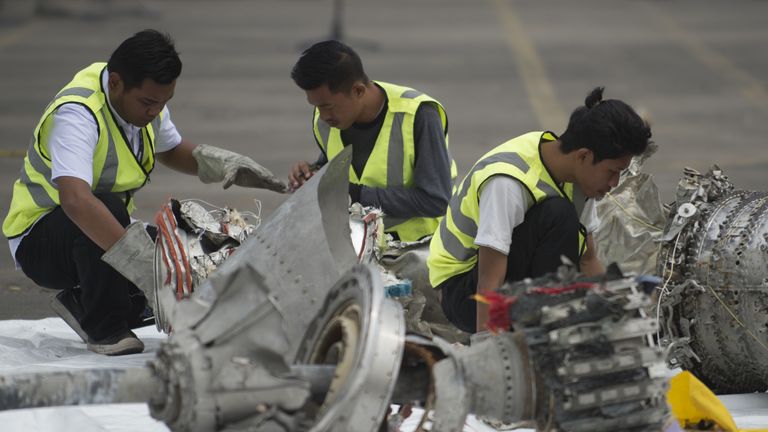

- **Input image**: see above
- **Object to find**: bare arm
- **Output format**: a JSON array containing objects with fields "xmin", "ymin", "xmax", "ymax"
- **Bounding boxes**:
[
  {"xmin": 579, "ymin": 233, "xmax": 605, "ymax": 276},
  {"xmin": 476, "ymin": 246, "xmax": 508, "ymax": 333},
  {"xmin": 155, "ymin": 139, "xmax": 198, "ymax": 175},
  {"xmin": 57, "ymin": 176, "xmax": 126, "ymax": 251}
]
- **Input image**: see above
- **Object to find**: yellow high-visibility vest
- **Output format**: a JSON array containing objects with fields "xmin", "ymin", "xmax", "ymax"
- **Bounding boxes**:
[
  {"xmin": 3, "ymin": 63, "xmax": 158, "ymax": 238},
  {"xmin": 428, "ymin": 131, "xmax": 586, "ymax": 287},
  {"xmin": 313, "ymin": 81, "xmax": 457, "ymax": 242}
]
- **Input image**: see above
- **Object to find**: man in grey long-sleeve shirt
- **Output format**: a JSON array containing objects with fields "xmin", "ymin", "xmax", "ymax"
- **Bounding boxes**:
[{"xmin": 289, "ymin": 40, "xmax": 456, "ymax": 242}]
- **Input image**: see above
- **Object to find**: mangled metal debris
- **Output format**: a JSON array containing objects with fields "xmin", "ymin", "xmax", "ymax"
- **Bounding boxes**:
[
  {"xmin": 423, "ymin": 267, "xmax": 670, "ymax": 432},
  {"xmin": 657, "ymin": 166, "xmax": 768, "ymax": 394},
  {"xmin": 0, "ymin": 146, "xmax": 675, "ymax": 431},
  {"xmin": 154, "ymin": 198, "xmax": 261, "ymax": 332}
]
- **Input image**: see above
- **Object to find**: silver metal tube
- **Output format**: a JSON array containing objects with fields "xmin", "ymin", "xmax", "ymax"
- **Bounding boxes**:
[{"xmin": 0, "ymin": 368, "xmax": 162, "ymax": 410}]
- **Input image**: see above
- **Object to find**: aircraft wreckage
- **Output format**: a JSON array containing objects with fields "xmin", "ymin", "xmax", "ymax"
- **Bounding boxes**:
[
  {"xmin": 0, "ymin": 148, "xmax": 766, "ymax": 431},
  {"xmin": 656, "ymin": 166, "xmax": 768, "ymax": 394}
]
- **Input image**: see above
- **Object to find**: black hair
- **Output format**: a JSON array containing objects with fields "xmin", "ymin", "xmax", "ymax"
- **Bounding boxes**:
[
  {"xmin": 291, "ymin": 40, "xmax": 369, "ymax": 93},
  {"xmin": 559, "ymin": 87, "xmax": 651, "ymax": 163},
  {"xmin": 107, "ymin": 29, "xmax": 182, "ymax": 90}
]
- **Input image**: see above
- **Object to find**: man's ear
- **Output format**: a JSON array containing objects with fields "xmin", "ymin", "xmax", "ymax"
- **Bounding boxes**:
[
  {"xmin": 576, "ymin": 148, "xmax": 593, "ymax": 164},
  {"xmin": 351, "ymin": 82, "xmax": 366, "ymax": 99},
  {"xmin": 107, "ymin": 72, "xmax": 123, "ymax": 92}
]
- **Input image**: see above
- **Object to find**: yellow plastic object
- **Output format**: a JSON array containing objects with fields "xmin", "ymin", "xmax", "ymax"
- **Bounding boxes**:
[{"xmin": 668, "ymin": 371, "xmax": 768, "ymax": 432}]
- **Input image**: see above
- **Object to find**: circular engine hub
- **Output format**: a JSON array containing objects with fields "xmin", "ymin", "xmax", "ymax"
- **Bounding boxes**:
[{"xmin": 296, "ymin": 264, "xmax": 405, "ymax": 432}]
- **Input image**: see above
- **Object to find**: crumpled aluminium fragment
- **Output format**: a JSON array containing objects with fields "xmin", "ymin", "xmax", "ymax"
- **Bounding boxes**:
[{"xmin": 595, "ymin": 144, "xmax": 668, "ymax": 275}]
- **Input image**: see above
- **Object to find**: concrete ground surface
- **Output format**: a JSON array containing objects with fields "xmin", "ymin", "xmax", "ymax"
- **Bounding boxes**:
[{"xmin": 0, "ymin": 0, "xmax": 766, "ymax": 319}]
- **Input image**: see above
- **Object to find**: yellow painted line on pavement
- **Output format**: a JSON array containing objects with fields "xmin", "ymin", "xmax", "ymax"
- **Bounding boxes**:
[
  {"xmin": 0, "ymin": 149, "xmax": 27, "ymax": 158},
  {"xmin": 640, "ymin": 2, "xmax": 768, "ymax": 111},
  {"xmin": 490, "ymin": 0, "xmax": 566, "ymax": 131}
]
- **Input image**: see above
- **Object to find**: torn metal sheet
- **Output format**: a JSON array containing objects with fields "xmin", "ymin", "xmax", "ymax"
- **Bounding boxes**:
[
  {"xmin": 657, "ymin": 166, "xmax": 768, "ymax": 394},
  {"xmin": 595, "ymin": 144, "xmax": 668, "ymax": 275}
]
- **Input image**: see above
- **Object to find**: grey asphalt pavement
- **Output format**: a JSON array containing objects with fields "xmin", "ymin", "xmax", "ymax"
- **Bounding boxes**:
[{"xmin": 1, "ymin": 0, "xmax": 767, "ymax": 319}]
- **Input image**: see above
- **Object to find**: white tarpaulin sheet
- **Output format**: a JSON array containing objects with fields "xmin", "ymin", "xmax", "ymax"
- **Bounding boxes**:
[{"xmin": 0, "ymin": 318, "xmax": 766, "ymax": 431}]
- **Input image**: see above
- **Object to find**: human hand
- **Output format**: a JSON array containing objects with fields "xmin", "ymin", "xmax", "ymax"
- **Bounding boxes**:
[{"xmin": 288, "ymin": 160, "xmax": 316, "ymax": 191}]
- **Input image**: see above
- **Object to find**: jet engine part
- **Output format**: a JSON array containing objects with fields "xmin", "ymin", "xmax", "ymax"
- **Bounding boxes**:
[
  {"xmin": 0, "ymin": 265, "xmax": 670, "ymax": 432},
  {"xmin": 295, "ymin": 264, "xmax": 405, "ymax": 431},
  {"xmin": 0, "ymin": 146, "xmax": 672, "ymax": 431},
  {"xmin": 427, "ymin": 267, "xmax": 670, "ymax": 432},
  {"xmin": 151, "ymin": 146, "xmax": 357, "ymax": 356},
  {"xmin": 657, "ymin": 166, "xmax": 768, "ymax": 393},
  {"xmin": 154, "ymin": 199, "xmax": 260, "ymax": 333},
  {"xmin": 0, "ymin": 369, "xmax": 161, "ymax": 408}
]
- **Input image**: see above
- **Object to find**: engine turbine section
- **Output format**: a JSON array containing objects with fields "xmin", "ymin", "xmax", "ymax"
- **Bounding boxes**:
[{"xmin": 657, "ymin": 166, "xmax": 768, "ymax": 393}]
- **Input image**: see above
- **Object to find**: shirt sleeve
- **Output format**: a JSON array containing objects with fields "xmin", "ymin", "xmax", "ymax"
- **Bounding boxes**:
[
  {"xmin": 358, "ymin": 102, "xmax": 453, "ymax": 218},
  {"xmin": 49, "ymin": 104, "xmax": 99, "ymax": 187},
  {"xmin": 153, "ymin": 105, "xmax": 183, "ymax": 153},
  {"xmin": 474, "ymin": 176, "xmax": 533, "ymax": 254},
  {"xmin": 314, "ymin": 151, "xmax": 328, "ymax": 168}
]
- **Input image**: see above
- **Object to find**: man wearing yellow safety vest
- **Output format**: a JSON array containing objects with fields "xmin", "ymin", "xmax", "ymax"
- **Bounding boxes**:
[
  {"xmin": 2, "ymin": 30, "xmax": 287, "ymax": 356},
  {"xmin": 428, "ymin": 87, "xmax": 652, "ymax": 333},
  {"xmin": 288, "ymin": 40, "xmax": 456, "ymax": 243}
]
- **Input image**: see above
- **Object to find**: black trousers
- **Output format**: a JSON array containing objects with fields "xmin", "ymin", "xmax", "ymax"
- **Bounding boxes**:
[
  {"xmin": 439, "ymin": 197, "xmax": 581, "ymax": 333},
  {"xmin": 15, "ymin": 193, "xmax": 146, "ymax": 341}
]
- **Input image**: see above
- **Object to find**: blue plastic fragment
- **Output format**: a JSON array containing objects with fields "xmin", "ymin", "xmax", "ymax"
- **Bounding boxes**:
[{"xmin": 385, "ymin": 280, "xmax": 413, "ymax": 298}]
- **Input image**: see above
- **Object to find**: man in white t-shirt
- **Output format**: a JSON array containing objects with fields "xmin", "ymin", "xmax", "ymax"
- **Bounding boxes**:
[
  {"xmin": 428, "ymin": 87, "xmax": 652, "ymax": 333},
  {"xmin": 2, "ymin": 30, "xmax": 287, "ymax": 355}
]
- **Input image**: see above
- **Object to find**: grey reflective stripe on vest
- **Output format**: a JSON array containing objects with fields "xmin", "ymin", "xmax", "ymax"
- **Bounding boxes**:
[
  {"xmin": 26, "ymin": 134, "xmax": 35, "ymax": 156},
  {"xmin": 316, "ymin": 118, "xmax": 331, "ymax": 150},
  {"xmin": 20, "ymin": 135, "xmax": 56, "ymax": 208},
  {"xmin": 439, "ymin": 152, "xmax": 531, "ymax": 261},
  {"xmin": 55, "ymin": 87, "xmax": 94, "ymax": 100},
  {"xmin": 387, "ymin": 112, "xmax": 405, "ymax": 187},
  {"xmin": 401, "ymin": 89, "xmax": 423, "ymax": 99},
  {"xmin": 93, "ymin": 110, "xmax": 119, "ymax": 193},
  {"xmin": 536, "ymin": 179, "xmax": 560, "ymax": 198},
  {"xmin": 27, "ymin": 141, "xmax": 51, "ymax": 178},
  {"xmin": 19, "ymin": 167, "xmax": 57, "ymax": 208},
  {"xmin": 45, "ymin": 87, "xmax": 95, "ymax": 112}
]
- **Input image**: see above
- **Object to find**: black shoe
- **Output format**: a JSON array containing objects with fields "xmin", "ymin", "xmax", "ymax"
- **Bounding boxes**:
[
  {"xmin": 50, "ymin": 289, "xmax": 88, "ymax": 342},
  {"xmin": 86, "ymin": 330, "xmax": 144, "ymax": 356}
]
